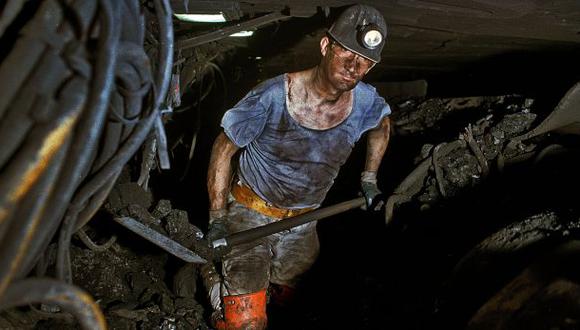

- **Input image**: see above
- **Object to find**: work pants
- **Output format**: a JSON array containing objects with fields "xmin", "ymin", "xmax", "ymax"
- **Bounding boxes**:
[{"xmin": 221, "ymin": 199, "xmax": 320, "ymax": 296}]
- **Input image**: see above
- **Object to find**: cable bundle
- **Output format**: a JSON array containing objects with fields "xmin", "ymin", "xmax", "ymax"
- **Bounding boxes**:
[{"xmin": 0, "ymin": 0, "xmax": 173, "ymax": 328}]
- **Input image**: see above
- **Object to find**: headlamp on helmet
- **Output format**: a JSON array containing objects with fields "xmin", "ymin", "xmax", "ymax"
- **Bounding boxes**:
[
  {"xmin": 359, "ymin": 24, "xmax": 383, "ymax": 50},
  {"xmin": 327, "ymin": 5, "xmax": 387, "ymax": 63}
]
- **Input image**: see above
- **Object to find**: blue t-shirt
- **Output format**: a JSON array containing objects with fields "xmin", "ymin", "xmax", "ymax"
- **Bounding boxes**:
[{"xmin": 222, "ymin": 74, "xmax": 390, "ymax": 209}]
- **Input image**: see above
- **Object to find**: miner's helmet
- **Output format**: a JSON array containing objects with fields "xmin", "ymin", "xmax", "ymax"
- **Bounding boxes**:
[{"xmin": 327, "ymin": 5, "xmax": 387, "ymax": 63}]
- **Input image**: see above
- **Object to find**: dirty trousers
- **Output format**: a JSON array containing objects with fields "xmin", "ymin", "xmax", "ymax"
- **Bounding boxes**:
[{"xmin": 221, "ymin": 199, "xmax": 320, "ymax": 296}]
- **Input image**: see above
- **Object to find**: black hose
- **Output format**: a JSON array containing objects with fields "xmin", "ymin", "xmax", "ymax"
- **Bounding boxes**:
[
  {"xmin": 0, "ymin": 139, "xmax": 69, "ymax": 297},
  {"xmin": 152, "ymin": 0, "xmax": 173, "ymax": 110},
  {"xmin": 19, "ymin": 0, "xmax": 121, "ymax": 277},
  {"xmin": 0, "ymin": 278, "xmax": 106, "ymax": 330}
]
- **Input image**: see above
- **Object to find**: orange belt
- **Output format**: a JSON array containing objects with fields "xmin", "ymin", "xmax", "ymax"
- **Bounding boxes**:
[{"xmin": 231, "ymin": 183, "xmax": 314, "ymax": 219}]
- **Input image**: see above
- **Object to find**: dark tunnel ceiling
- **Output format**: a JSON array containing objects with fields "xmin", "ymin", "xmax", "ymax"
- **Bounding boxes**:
[{"xmin": 172, "ymin": 1, "xmax": 580, "ymax": 81}]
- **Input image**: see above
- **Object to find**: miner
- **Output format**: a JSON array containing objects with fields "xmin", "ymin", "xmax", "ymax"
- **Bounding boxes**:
[{"xmin": 206, "ymin": 5, "xmax": 391, "ymax": 329}]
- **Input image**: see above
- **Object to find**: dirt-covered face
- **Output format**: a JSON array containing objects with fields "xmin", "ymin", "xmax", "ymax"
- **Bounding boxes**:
[{"xmin": 319, "ymin": 36, "xmax": 376, "ymax": 92}]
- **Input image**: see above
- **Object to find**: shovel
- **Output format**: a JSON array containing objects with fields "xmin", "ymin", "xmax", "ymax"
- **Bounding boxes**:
[
  {"xmin": 113, "ymin": 197, "xmax": 366, "ymax": 321},
  {"xmin": 113, "ymin": 197, "xmax": 366, "ymax": 263}
]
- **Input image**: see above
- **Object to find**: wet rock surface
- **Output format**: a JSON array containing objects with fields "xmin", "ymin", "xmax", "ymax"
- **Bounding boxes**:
[
  {"xmin": 387, "ymin": 95, "xmax": 540, "ymax": 219},
  {"xmin": 391, "ymin": 95, "xmax": 534, "ymax": 138}
]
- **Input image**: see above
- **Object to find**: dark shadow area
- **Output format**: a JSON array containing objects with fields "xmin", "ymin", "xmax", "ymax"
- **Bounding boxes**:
[
  {"xmin": 149, "ymin": 50, "xmax": 260, "ymax": 231},
  {"xmin": 426, "ymin": 48, "xmax": 580, "ymax": 112},
  {"xmin": 266, "ymin": 142, "xmax": 580, "ymax": 330}
]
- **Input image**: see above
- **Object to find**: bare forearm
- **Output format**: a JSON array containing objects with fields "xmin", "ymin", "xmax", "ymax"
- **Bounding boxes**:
[
  {"xmin": 365, "ymin": 117, "xmax": 391, "ymax": 172},
  {"xmin": 207, "ymin": 132, "xmax": 239, "ymax": 211}
]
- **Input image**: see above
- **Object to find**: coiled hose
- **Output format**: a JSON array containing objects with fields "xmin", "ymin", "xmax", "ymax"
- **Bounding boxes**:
[{"xmin": 0, "ymin": 0, "xmax": 173, "ymax": 328}]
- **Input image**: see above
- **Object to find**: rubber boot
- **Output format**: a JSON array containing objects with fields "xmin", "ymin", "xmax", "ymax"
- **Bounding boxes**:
[{"xmin": 221, "ymin": 289, "xmax": 268, "ymax": 330}]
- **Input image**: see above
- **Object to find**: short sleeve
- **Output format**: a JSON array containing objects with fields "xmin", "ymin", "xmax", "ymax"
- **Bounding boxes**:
[
  {"xmin": 355, "ymin": 87, "xmax": 391, "ymax": 140},
  {"xmin": 221, "ymin": 91, "xmax": 269, "ymax": 147}
]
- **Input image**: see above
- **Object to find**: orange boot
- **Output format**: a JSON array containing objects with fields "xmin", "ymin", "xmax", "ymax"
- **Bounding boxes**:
[{"xmin": 220, "ymin": 289, "xmax": 268, "ymax": 330}]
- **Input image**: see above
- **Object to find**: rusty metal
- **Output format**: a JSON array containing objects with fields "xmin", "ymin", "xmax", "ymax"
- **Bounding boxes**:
[{"xmin": 0, "ymin": 278, "xmax": 106, "ymax": 330}]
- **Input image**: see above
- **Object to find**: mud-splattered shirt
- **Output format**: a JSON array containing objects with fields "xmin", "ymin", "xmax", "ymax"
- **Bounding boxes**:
[{"xmin": 221, "ymin": 74, "xmax": 391, "ymax": 209}]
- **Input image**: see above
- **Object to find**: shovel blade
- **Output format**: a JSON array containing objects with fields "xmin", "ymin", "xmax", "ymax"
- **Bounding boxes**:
[{"xmin": 114, "ymin": 216, "xmax": 207, "ymax": 264}]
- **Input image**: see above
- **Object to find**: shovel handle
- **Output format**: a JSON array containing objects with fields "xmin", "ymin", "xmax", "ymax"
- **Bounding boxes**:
[{"xmin": 213, "ymin": 197, "xmax": 365, "ymax": 249}]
